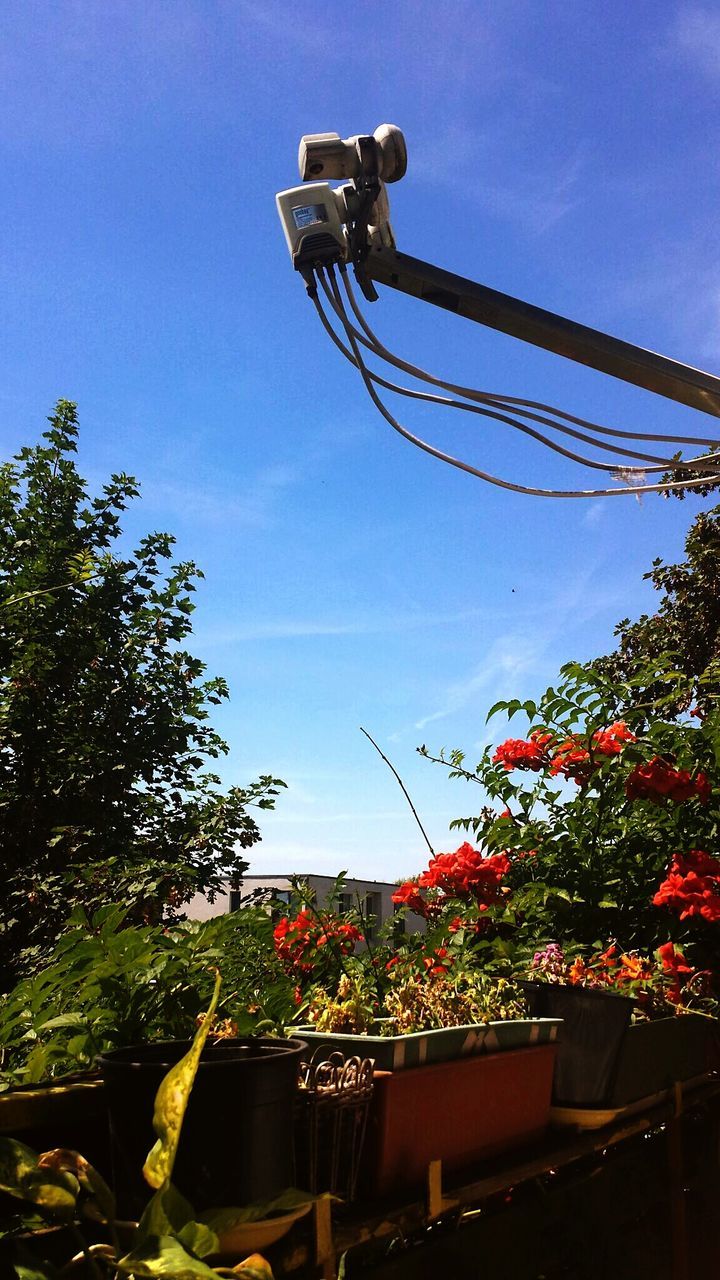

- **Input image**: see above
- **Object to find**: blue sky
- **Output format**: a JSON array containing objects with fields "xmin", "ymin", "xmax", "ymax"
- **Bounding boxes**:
[{"xmin": 1, "ymin": 1, "xmax": 719, "ymax": 883}]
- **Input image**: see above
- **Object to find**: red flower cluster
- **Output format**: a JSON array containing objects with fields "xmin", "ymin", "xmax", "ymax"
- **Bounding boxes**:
[
  {"xmin": 625, "ymin": 757, "xmax": 711, "ymax": 805},
  {"xmin": 273, "ymin": 909, "xmax": 363, "ymax": 973},
  {"xmin": 494, "ymin": 721, "xmax": 635, "ymax": 786},
  {"xmin": 392, "ymin": 843, "xmax": 511, "ymax": 918},
  {"xmin": 657, "ymin": 941, "xmax": 695, "ymax": 1004},
  {"xmin": 653, "ymin": 850, "xmax": 720, "ymax": 923},
  {"xmin": 549, "ymin": 739, "xmax": 593, "ymax": 785},
  {"xmin": 422, "ymin": 946, "xmax": 451, "ymax": 976},
  {"xmin": 550, "ymin": 722, "xmax": 637, "ymax": 784},
  {"xmin": 493, "ymin": 730, "xmax": 553, "ymax": 772},
  {"xmin": 418, "ymin": 842, "xmax": 510, "ymax": 901}
]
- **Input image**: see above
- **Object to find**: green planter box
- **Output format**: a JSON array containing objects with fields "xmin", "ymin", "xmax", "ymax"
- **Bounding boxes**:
[
  {"xmin": 296, "ymin": 1018, "xmax": 561, "ymax": 1071},
  {"xmin": 608, "ymin": 1014, "xmax": 719, "ymax": 1107}
]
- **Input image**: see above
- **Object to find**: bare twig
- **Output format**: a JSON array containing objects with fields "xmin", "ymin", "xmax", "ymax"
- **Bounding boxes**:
[{"xmin": 360, "ymin": 727, "xmax": 435, "ymax": 856}]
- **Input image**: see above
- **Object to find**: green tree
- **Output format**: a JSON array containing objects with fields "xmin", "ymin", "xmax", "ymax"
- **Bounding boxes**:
[
  {"xmin": 590, "ymin": 502, "xmax": 720, "ymax": 714},
  {"xmin": 0, "ymin": 401, "xmax": 283, "ymax": 984}
]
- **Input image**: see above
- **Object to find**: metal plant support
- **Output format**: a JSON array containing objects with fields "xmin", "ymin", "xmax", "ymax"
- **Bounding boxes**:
[{"xmin": 295, "ymin": 1051, "xmax": 375, "ymax": 1202}]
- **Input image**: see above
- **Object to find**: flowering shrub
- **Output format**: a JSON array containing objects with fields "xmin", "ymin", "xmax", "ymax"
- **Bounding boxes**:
[
  {"xmin": 529, "ymin": 939, "xmax": 715, "ymax": 1018},
  {"xmin": 418, "ymin": 660, "xmax": 720, "ymax": 983}
]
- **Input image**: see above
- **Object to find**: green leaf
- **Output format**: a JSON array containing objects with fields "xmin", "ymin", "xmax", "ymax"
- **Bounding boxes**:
[
  {"xmin": 0, "ymin": 1138, "xmax": 39, "ymax": 1197},
  {"xmin": 138, "ymin": 1182, "xmax": 196, "ymax": 1241},
  {"xmin": 117, "ymin": 1234, "xmax": 219, "ymax": 1278},
  {"xmin": 11, "ymin": 1247, "xmax": 61, "ymax": 1280},
  {"xmin": 200, "ymin": 1189, "xmax": 317, "ymax": 1231},
  {"xmin": 37, "ymin": 1149, "xmax": 115, "ymax": 1224},
  {"xmin": 177, "ymin": 1219, "xmax": 220, "ymax": 1258},
  {"xmin": 142, "ymin": 970, "xmax": 222, "ymax": 1190},
  {"xmin": 0, "ymin": 1138, "xmax": 76, "ymax": 1219}
]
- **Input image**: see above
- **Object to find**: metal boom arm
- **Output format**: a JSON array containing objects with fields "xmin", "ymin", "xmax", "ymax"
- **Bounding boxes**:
[{"xmin": 365, "ymin": 245, "xmax": 720, "ymax": 419}]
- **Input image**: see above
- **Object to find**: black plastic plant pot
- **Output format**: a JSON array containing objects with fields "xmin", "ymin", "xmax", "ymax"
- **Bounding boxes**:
[
  {"xmin": 99, "ymin": 1037, "xmax": 306, "ymax": 1217},
  {"xmin": 522, "ymin": 982, "xmax": 633, "ymax": 1107}
]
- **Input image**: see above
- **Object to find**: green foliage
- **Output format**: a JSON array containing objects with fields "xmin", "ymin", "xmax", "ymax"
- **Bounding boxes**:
[
  {"xmin": 0, "ymin": 400, "xmax": 284, "ymax": 985},
  {"xmin": 0, "ymin": 905, "xmax": 297, "ymax": 1088},
  {"xmin": 200, "ymin": 1189, "xmax": 317, "ymax": 1232},
  {"xmin": 590, "ymin": 502, "xmax": 720, "ymax": 713}
]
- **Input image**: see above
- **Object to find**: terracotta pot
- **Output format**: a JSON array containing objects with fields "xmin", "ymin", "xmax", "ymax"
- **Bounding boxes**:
[{"xmin": 360, "ymin": 1042, "xmax": 557, "ymax": 1196}]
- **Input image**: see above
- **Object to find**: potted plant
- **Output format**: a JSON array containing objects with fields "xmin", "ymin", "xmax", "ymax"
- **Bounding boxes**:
[
  {"xmin": 525, "ymin": 941, "xmax": 719, "ymax": 1109},
  {"xmin": 0, "ymin": 974, "xmax": 317, "ymax": 1278},
  {"xmin": 276, "ymin": 860, "xmax": 561, "ymax": 1070},
  {"xmin": 0, "ymin": 903, "xmax": 300, "ymax": 1162}
]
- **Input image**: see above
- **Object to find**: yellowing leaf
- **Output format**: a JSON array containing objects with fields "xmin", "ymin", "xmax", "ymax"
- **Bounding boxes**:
[
  {"xmin": 143, "ymin": 970, "xmax": 222, "ymax": 1190},
  {"xmin": 232, "ymin": 1254, "xmax": 274, "ymax": 1279}
]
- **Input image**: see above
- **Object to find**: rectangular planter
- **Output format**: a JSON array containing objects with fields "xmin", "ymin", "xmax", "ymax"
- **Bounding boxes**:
[
  {"xmin": 608, "ymin": 1015, "xmax": 718, "ymax": 1107},
  {"xmin": 0, "ymin": 1076, "xmax": 111, "ymax": 1176},
  {"xmin": 297, "ymin": 1018, "xmax": 560, "ymax": 1071},
  {"xmin": 360, "ymin": 1042, "xmax": 557, "ymax": 1197},
  {"xmin": 524, "ymin": 981, "xmax": 718, "ymax": 1107}
]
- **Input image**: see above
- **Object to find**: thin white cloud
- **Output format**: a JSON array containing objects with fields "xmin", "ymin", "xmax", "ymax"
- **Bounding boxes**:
[
  {"xmin": 414, "ymin": 633, "xmax": 541, "ymax": 731},
  {"xmin": 584, "ymin": 500, "xmax": 606, "ymax": 528},
  {"xmin": 198, "ymin": 606, "xmax": 505, "ymax": 645},
  {"xmin": 409, "ymin": 564, "xmax": 619, "ymax": 734},
  {"xmin": 144, "ymin": 464, "xmax": 298, "ymax": 529},
  {"xmin": 412, "ymin": 126, "xmax": 586, "ymax": 236},
  {"xmin": 669, "ymin": 6, "xmax": 720, "ymax": 80}
]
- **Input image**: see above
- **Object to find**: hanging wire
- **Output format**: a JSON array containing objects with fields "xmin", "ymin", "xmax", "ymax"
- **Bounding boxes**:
[
  {"xmin": 338, "ymin": 265, "xmax": 720, "ymax": 453},
  {"xmin": 311, "ymin": 265, "xmax": 720, "ymax": 500},
  {"xmin": 313, "ymin": 289, "xmax": 679, "ymax": 477},
  {"xmin": 316, "ymin": 270, "xmax": 715, "ymax": 476}
]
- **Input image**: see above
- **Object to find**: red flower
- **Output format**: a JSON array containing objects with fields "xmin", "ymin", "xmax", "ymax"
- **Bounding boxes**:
[
  {"xmin": 657, "ymin": 941, "xmax": 693, "ymax": 975},
  {"xmin": 550, "ymin": 739, "xmax": 593, "ymax": 784},
  {"xmin": 653, "ymin": 850, "xmax": 720, "ymax": 922},
  {"xmin": 273, "ymin": 909, "xmax": 363, "ymax": 973},
  {"xmin": 626, "ymin": 757, "xmax": 710, "ymax": 805},
  {"xmin": 657, "ymin": 941, "xmax": 695, "ymax": 1004},
  {"xmin": 592, "ymin": 721, "xmax": 636, "ymax": 755},
  {"xmin": 391, "ymin": 881, "xmax": 427, "ymax": 915},
  {"xmin": 422, "ymin": 946, "xmax": 451, "ymax": 976}
]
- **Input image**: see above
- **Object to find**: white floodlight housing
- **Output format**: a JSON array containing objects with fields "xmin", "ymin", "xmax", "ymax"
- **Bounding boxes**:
[{"xmin": 275, "ymin": 183, "xmax": 348, "ymax": 270}]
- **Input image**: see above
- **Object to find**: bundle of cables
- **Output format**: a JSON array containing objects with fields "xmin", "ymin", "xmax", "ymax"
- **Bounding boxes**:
[{"xmin": 309, "ymin": 262, "xmax": 720, "ymax": 499}]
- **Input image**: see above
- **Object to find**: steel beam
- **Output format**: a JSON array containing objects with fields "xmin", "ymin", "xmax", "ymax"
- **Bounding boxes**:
[{"xmin": 365, "ymin": 246, "xmax": 720, "ymax": 418}]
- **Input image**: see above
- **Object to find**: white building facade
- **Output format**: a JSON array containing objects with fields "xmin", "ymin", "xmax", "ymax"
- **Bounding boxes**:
[{"xmin": 187, "ymin": 873, "xmax": 425, "ymax": 938}]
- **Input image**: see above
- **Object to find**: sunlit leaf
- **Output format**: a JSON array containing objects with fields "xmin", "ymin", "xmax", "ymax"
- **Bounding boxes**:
[{"xmin": 142, "ymin": 970, "xmax": 222, "ymax": 1189}]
